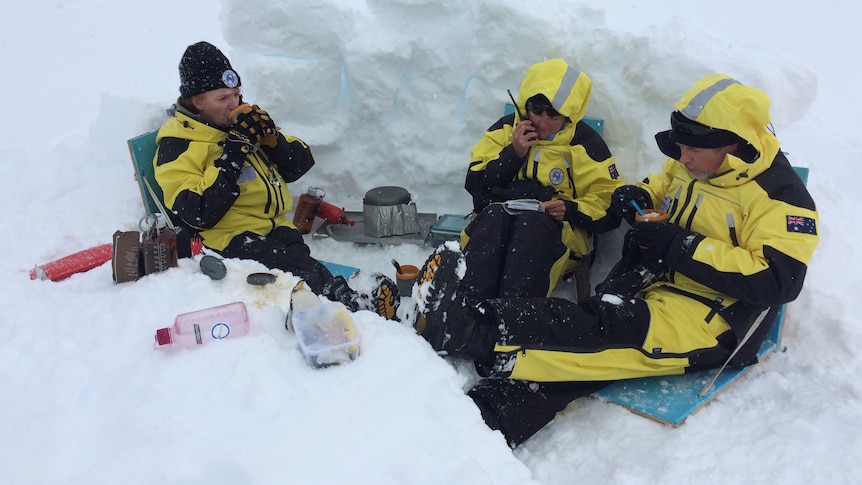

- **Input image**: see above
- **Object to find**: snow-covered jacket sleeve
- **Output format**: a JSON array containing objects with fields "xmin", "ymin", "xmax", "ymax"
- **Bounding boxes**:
[{"xmin": 260, "ymin": 132, "xmax": 315, "ymax": 183}]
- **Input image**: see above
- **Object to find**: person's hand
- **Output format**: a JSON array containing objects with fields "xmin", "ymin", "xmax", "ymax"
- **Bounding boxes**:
[
  {"xmin": 543, "ymin": 199, "xmax": 566, "ymax": 222},
  {"xmin": 249, "ymin": 105, "xmax": 278, "ymax": 148},
  {"xmin": 612, "ymin": 185, "xmax": 654, "ymax": 225},
  {"xmin": 628, "ymin": 221, "xmax": 686, "ymax": 261},
  {"xmin": 511, "ymin": 120, "xmax": 538, "ymax": 158},
  {"xmin": 595, "ymin": 263, "xmax": 664, "ymax": 298},
  {"xmin": 215, "ymin": 140, "xmax": 249, "ymax": 180},
  {"xmin": 228, "ymin": 104, "xmax": 276, "ymax": 147}
]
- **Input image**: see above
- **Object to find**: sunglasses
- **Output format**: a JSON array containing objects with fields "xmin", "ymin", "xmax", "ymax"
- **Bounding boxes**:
[
  {"xmin": 527, "ymin": 102, "xmax": 563, "ymax": 119},
  {"xmin": 670, "ymin": 111, "xmax": 718, "ymax": 136}
]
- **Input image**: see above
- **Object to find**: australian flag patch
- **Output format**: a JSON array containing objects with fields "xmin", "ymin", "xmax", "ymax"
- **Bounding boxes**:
[
  {"xmin": 786, "ymin": 215, "xmax": 817, "ymax": 235},
  {"xmin": 608, "ymin": 163, "xmax": 620, "ymax": 180}
]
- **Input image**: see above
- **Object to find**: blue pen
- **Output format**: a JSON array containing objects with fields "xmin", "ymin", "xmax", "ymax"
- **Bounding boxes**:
[{"xmin": 630, "ymin": 199, "xmax": 647, "ymax": 217}]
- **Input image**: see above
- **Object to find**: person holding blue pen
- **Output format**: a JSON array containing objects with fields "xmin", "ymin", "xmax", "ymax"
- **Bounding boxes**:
[{"xmin": 411, "ymin": 74, "xmax": 820, "ymax": 447}]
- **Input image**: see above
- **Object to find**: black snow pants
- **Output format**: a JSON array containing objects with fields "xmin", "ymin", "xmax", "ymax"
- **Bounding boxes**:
[
  {"xmin": 461, "ymin": 204, "xmax": 567, "ymax": 299},
  {"xmin": 219, "ymin": 226, "xmax": 335, "ymax": 293},
  {"xmin": 453, "ymin": 296, "xmax": 652, "ymax": 447}
]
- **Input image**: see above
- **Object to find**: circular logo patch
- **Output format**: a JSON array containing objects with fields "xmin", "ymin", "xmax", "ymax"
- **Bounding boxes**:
[
  {"xmin": 222, "ymin": 69, "xmax": 239, "ymax": 88},
  {"xmin": 549, "ymin": 168, "xmax": 565, "ymax": 185},
  {"xmin": 211, "ymin": 322, "xmax": 231, "ymax": 339}
]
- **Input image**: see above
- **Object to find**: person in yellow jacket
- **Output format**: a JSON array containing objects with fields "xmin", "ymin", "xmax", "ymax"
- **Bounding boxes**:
[
  {"xmin": 413, "ymin": 74, "xmax": 819, "ymax": 447},
  {"xmin": 462, "ymin": 59, "xmax": 623, "ymax": 299},
  {"xmin": 154, "ymin": 42, "xmax": 398, "ymax": 319}
]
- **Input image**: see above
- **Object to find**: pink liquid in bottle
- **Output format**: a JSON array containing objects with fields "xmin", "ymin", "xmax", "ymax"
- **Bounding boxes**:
[{"xmin": 155, "ymin": 302, "xmax": 250, "ymax": 349}]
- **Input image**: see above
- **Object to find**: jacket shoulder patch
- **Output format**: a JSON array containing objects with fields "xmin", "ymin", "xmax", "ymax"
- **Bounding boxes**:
[{"xmin": 786, "ymin": 215, "xmax": 817, "ymax": 235}]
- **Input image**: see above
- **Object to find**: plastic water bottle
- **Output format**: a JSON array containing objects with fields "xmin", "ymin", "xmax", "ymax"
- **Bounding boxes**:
[
  {"xmin": 155, "ymin": 301, "xmax": 250, "ymax": 349},
  {"xmin": 140, "ymin": 213, "xmax": 178, "ymax": 275},
  {"xmin": 292, "ymin": 187, "xmax": 325, "ymax": 234}
]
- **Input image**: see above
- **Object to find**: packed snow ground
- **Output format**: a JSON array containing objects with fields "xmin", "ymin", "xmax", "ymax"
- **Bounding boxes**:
[{"xmin": 2, "ymin": 0, "xmax": 860, "ymax": 483}]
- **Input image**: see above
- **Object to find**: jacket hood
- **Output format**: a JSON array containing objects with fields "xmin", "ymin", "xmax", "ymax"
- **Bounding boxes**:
[
  {"xmin": 655, "ymin": 74, "xmax": 781, "ymax": 186},
  {"xmin": 517, "ymin": 59, "xmax": 591, "ymax": 122}
]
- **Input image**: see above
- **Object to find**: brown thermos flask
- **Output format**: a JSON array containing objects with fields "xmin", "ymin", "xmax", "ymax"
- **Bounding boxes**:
[{"xmin": 293, "ymin": 187, "xmax": 325, "ymax": 234}]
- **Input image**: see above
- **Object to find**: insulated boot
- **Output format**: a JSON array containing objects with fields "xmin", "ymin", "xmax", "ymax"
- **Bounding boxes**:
[
  {"xmin": 353, "ymin": 273, "xmax": 401, "ymax": 320},
  {"xmin": 414, "ymin": 244, "xmax": 474, "ymax": 354},
  {"xmin": 321, "ymin": 275, "xmax": 360, "ymax": 312}
]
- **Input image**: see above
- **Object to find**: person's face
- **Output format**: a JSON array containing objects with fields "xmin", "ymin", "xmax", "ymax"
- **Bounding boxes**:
[
  {"xmin": 676, "ymin": 143, "xmax": 738, "ymax": 180},
  {"xmin": 191, "ymin": 87, "xmax": 241, "ymax": 129},
  {"xmin": 527, "ymin": 106, "xmax": 566, "ymax": 140}
]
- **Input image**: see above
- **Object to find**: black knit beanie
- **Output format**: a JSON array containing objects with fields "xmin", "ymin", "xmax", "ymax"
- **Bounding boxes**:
[{"xmin": 178, "ymin": 41, "xmax": 241, "ymax": 98}]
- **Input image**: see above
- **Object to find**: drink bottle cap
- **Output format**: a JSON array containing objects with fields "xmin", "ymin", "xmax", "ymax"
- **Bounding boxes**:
[
  {"xmin": 247, "ymin": 272, "xmax": 277, "ymax": 285},
  {"xmin": 155, "ymin": 327, "xmax": 173, "ymax": 346},
  {"xmin": 139, "ymin": 213, "xmax": 169, "ymax": 233},
  {"xmin": 154, "ymin": 213, "xmax": 168, "ymax": 229},
  {"xmin": 307, "ymin": 186, "xmax": 325, "ymax": 198}
]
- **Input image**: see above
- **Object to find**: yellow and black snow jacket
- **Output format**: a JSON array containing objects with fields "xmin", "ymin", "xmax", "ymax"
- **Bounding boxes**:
[
  {"xmin": 154, "ymin": 104, "xmax": 314, "ymax": 251},
  {"xmin": 646, "ymin": 74, "xmax": 819, "ymax": 310},
  {"xmin": 465, "ymin": 59, "xmax": 623, "ymax": 262}
]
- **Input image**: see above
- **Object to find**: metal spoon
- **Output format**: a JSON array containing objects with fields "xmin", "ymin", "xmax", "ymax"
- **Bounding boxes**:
[{"xmin": 391, "ymin": 259, "xmax": 403, "ymax": 275}]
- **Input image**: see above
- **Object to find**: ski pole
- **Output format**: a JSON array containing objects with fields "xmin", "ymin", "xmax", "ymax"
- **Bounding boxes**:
[{"xmin": 699, "ymin": 308, "xmax": 771, "ymax": 397}]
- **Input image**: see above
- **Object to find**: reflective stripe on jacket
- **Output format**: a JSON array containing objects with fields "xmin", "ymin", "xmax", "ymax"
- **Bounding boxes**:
[{"xmin": 465, "ymin": 60, "xmax": 623, "ymax": 260}]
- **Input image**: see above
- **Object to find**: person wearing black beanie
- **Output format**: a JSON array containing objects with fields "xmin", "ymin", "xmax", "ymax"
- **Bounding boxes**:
[
  {"xmin": 153, "ymin": 42, "xmax": 400, "ymax": 321},
  {"xmin": 173, "ymin": 41, "xmax": 244, "ymax": 129},
  {"xmin": 179, "ymin": 41, "xmax": 242, "ymax": 99}
]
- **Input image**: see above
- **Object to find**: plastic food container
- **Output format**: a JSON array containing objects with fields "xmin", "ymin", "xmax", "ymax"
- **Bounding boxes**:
[{"xmin": 293, "ymin": 302, "xmax": 360, "ymax": 368}]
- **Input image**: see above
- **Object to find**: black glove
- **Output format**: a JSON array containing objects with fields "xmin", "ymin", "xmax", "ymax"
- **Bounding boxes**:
[
  {"xmin": 595, "ymin": 263, "xmax": 664, "ymax": 298},
  {"xmin": 249, "ymin": 105, "xmax": 278, "ymax": 148},
  {"xmin": 612, "ymin": 185, "xmax": 653, "ymax": 225},
  {"xmin": 215, "ymin": 138, "xmax": 251, "ymax": 180},
  {"xmin": 595, "ymin": 231, "xmax": 666, "ymax": 297},
  {"xmin": 628, "ymin": 221, "xmax": 686, "ymax": 261}
]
